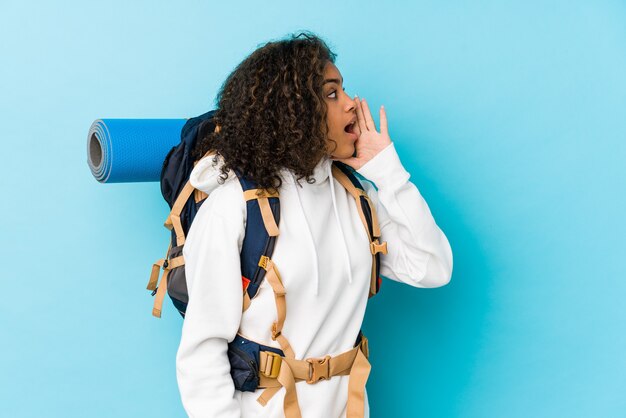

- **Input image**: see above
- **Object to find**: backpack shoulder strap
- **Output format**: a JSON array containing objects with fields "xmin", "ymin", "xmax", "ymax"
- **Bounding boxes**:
[
  {"xmin": 162, "ymin": 149, "xmax": 215, "ymax": 247},
  {"xmin": 331, "ymin": 161, "xmax": 387, "ymax": 297},
  {"xmin": 236, "ymin": 174, "xmax": 281, "ymax": 311}
]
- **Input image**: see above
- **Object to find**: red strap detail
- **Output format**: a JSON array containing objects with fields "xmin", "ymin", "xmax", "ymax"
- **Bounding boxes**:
[{"xmin": 242, "ymin": 276, "xmax": 251, "ymax": 292}]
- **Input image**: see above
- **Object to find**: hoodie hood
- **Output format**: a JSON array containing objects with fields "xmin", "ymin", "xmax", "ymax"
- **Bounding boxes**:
[
  {"xmin": 189, "ymin": 154, "xmax": 230, "ymax": 194},
  {"xmin": 188, "ymin": 154, "xmax": 354, "ymax": 295}
]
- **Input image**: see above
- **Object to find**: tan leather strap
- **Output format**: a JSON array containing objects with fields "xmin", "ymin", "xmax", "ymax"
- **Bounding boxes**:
[
  {"xmin": 165, "ymin": 180, "xmax": 196, "ymax": 246},
  {"xmin": 151, "ymin": 268, "xmax": 170, "ymax": 318},
  {"xmin": 369, "ymin": 258, "xmax": 378, "ymax": 296},
  {"xmin": 257, "ymin": 386, "xmax": 282, "ymax": 407},
  {"xmin": 332, "ymin": 166, "xmax": 387, "ymax": 297},
  {"xmin": 147, "ymin": 254, "xmax": 185, "ymax": 287},
  {"xmin": 332, "ymin": 167, "xmax": 371, "ymax": 236},
  {"xmin": 166, "ymin": 255, "xmax": 185, "ymax": 269},
  {"xmin": 147, "ymin": 258, "xmax": 165, "ymax": 291},
  {"xmin": 362, "ymin": 194, "xmax": 381, "ymax": 238},
  {"xmin": 147, "ymin": 241, "xmax": 173, "ymax": 291},
  {"xmin": 257, "ymin": 338, "xmax": 371, "ymax": 418},
  {"xmin": 346, "ymin": 348, "xmax": 370, "ymax": 418},
  {"xmin": 243, "ymin": 189, "xmax": 280, "ymax": 200},
  {"xmin": 147, "ymin": 243, "xmax": 185, "ymax": 318},
  {"xmin": 164, "ymin": 149, "xmax": 216, "ymax": 231},
  {"xmin": 150, "ymin": 258, "xmax": 185, "ymax": 318},
  {"xmin": 243, "ymin": 189, "xmax": 280, "ymax": 237},
  {"xmin": 368, "ymin": 235, "xmax": 387, "ymax": 295},
  {"xmin": 259, "ymin": 256, "xmax": 295, "ymax": 359},
  {"xmin": 258, "ymin": 197, "xmax": 280, "ymax": 237},
  {"xmin": 150, "ymin": 145, "xmax": 217, "ymax": 318},
  {"xmin": 194, "ymin": 189, "xmax": 208, "ymax": 203},
  {"xmin": 277, "ymin": 360, "xmax": 301, "ymax": 418}
]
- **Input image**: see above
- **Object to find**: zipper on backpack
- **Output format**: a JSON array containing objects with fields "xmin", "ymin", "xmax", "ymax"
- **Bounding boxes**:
[{"xmin": 231, "ymin": 346, "xmax": 259, "ymax": 382}]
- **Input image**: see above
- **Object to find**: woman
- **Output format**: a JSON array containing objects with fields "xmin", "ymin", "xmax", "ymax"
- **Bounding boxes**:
[{"xmin": 176, "ymin": 32, "xmax": 453, "ymax": 418}]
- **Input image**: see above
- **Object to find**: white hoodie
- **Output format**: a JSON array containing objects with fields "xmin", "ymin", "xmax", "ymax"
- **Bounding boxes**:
[{"xmin": 175, "ymin": 142, "xmax": 453, "ymax": 418}]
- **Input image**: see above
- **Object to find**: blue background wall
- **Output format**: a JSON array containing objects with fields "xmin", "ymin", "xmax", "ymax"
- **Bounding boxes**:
[{"xmin": 1, "ymin": 1, "xmax": 625, "ymax": 417}]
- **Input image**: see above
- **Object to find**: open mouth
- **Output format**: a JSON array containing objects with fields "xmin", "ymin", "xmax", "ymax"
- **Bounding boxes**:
[{"xmin": 344, "ymin": 120, "xmax": 356, "ymax": 134}]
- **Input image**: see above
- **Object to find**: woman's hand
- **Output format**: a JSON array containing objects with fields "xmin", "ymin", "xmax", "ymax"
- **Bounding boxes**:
[{"xmin": 333, "ymin": 96, "xmax": 392, "ymax": 170}]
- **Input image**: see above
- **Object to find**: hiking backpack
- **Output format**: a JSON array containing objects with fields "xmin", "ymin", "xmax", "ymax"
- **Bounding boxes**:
[
  {"xmin": 146, "ymin": 111, "xmax": 388, "ymax": 413},
  {"xmin": 147, "ymin": 110, "xmax": 387, "ymax": 319}
]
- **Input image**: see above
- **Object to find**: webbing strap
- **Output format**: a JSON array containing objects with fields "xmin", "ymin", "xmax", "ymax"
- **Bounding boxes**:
[
  {"xmin": 148, "ymin": 255, "xmax": 185, "ymax": 289},
  {"xmin": 165, "ymin": 180, "xmax": 196, "ymax": 246},
  {"xmin": 243, "ymin": 189, "xmax": 280, "ymax": 237},
  {"xmin": 152, "ymin": 269, "xmax": 170, "ymax": 318},
  {"xmin": 147, "ymin": 252, "xmax": 185, "ymax": 318},
  {"xmin": 332, "ymin": 165, "xmax": 380, "ymax": 241},
  {"xmin": 147, "ymin": 241, "xmax": 172, "ymax": 291},
  {"xmin": 277, "ymin": 360, "xmax": 300, "ymax": 417},
  {"xmin": 332, "ymin": 167, "xmax": 371, "ymax": 235},
  {"xmin": 364, "ymin": 194, "xmax": 381, "ymax": 238},
  {"xmin": 147, "ymin": 258, "xmax": 165, "ymax": 291},
  {"xmin": 260, "ymin": 256, "xmax": 295, "ymax": 359},
  {"xmin": 243, "ymin": 189, "xmax": 280, "ymax": 200},
  {"xmin": 346, "ymin": 348, "xmax": 370, "ymax": 418},
  {"xmin": 331, "ymin": 166, "xmax": 387, "ymax": 296},
  {"xmin": 166, "ymin": 255, "xmax": 185, "ymax": 269},
  {"xmin": 257, "ymin": 338, "xmax": 371, "ymax": 418},
  {"xmin": 149, "ymin": 147, "xmax": 217, "ymax": 318}
]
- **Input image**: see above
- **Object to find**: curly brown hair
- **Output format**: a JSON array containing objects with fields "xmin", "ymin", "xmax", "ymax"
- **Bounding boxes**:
[{"xmin": 192, "ymin": 31, "xmax": 337, "ymax": 191}]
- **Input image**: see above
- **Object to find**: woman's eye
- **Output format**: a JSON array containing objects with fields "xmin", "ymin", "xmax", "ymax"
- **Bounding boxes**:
[{"xmin": 327, "ymin": 87, "xmax": 345, "ymax": 99}]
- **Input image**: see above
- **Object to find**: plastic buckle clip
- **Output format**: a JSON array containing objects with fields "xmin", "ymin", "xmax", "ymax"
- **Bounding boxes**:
[
  {"xmin": 261, "ymin": 351, "xmax": 282, "ymax": 379},
  {"xmin": 306, "ymin": 355, "xmax": 331, "ymax": 384},
  {"xmin": 369, "ymin": 240, "xmax": 388, "ymax": 255}
]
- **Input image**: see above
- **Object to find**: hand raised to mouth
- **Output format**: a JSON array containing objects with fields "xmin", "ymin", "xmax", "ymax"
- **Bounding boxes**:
[{"xmin": 333, "ymin": 96, "xmax": 392, "ymax": 170}]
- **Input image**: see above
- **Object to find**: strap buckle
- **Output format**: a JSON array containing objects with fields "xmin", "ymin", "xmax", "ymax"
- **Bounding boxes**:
[
  {"xmin": 260, "ymin": 351, "xmax": 282, "ymax": 379},
  {"xmin": 306, "ymin": 355, "xmax": 331, "ymax": 384},
  {"xmin": 370, "ymin": 239, "xmax": 388, "ymax": 255}
]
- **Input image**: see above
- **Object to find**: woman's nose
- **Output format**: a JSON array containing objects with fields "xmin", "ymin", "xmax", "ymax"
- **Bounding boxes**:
[{"xmin": 345, "ymin": 94, "xmax": 356, "ymax": 111}]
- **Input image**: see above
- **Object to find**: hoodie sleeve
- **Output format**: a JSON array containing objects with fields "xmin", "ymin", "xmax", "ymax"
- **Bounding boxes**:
[
  {"xmin": 175, "ymin": 180, "xmax": 246, "ymax": 418},
  {"xmin": 356, "ymin": 142, "xmax": 453, "ymax": 288}
]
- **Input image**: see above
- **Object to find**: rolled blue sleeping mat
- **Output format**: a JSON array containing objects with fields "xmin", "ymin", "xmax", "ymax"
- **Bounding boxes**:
[{"xmin": 87, "ymin": 119, "xmax": 187, "ymax": 183}]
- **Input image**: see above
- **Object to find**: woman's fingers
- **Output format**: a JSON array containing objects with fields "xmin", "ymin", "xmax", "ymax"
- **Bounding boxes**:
[
  {"xmin": 355, "ymin": 96, "xmax": 368, "ymax": 132},
  {"xmin": 360, "ymin": 99, "xmax": 376, "ymax": 132},
  {"xmin": 380, "ymin": 105, "xmax": 388, "ymax": 136},
  {"xmin": 354, "ymin": 116, "xmax": 362, "ymax": 137}
]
